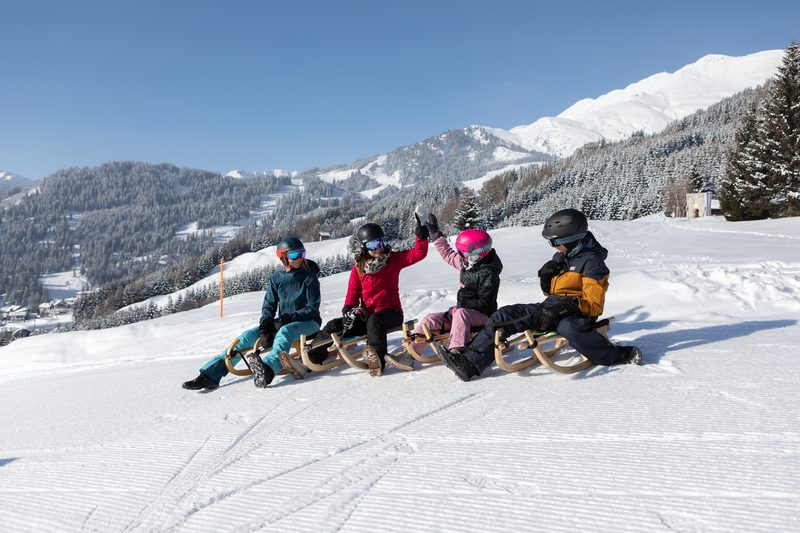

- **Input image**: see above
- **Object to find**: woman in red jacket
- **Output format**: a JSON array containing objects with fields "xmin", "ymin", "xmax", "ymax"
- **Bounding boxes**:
[{"xmin": 307, "ymin": 219, "xmax": 428, "ymax": 376}]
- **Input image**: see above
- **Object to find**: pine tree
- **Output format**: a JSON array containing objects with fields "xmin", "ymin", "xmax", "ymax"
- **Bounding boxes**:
[
  {"xmin": 722, "ymin": 40, "xmax": 800, "ymax": 219},
  {"xmin": 719, "ymin": 102, "xmax": 771, "ymax": 220},
  {"xmin": 755, "ymin": 39, "xmax": 800, "ymax": 217},
  {"xmin": 454, "ymin": 189, "xmax": 481, "ymax": 230}
]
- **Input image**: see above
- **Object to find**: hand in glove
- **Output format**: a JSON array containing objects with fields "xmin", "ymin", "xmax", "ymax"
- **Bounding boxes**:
[
  {"xmin": 415, "ymin": 213, "xmax": 430, "ymax": 240},
  {"xmin": 273, "ymin": 313, "xmax": 292, "ymax": 331},
  {"xmin": 537, "ymin": 260, "xmax": 562, "ymax": 294},
  {"xmin": 533, "ymin": 298, "xmax": 581, "ymax": 332},
  {"xmin": 342, "ymin": 306, "xmax": 366, "ymax": 331},
  {"xmin": 425, "ymin": 213, "xmax": 443, "ymax": 241},
  {"xmin": 258, "ymin": 320, "xmax": 275, "ymax": 348}
]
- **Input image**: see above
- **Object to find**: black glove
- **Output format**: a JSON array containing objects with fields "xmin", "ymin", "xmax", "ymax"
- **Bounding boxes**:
[
  {"xmin": 537, "ymin": 260, "xmax": 562, "ymax": 294},
  {"xmin": 342, "ymin": 305, "xmax": 354, "ymax": 316},
  {"xmin": 415, "ymin": 214, "xmax": 429, "ymax": 240},
  {"xmin": 534, "ymin": 298, "xmax": 581, "ymax": 331},
  {"xmin": 342, "ymin": 306, "xmax": 366, "ymax": 331},
  {"xmin": 258, "ymin": 320, "xmax": 275, "ymax": 348},
  {"xmin": 425, "ymin": 213, "xmax": 443, "ymax": 241},
  {"xmin": 274, "ymin": 313, "xmax": 292, "ymax": 331}
]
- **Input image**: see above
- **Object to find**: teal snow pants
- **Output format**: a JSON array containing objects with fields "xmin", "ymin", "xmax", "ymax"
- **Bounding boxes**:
[{"xmin": 200, "ymin": 320, "xmax": 320, "ymax": 383}]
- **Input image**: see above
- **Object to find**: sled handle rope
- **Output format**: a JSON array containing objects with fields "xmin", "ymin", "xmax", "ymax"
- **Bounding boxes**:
[
  {"xmin": 400, "ymin": 322, "xmax": 440, "ymax": 364},
  {"xmin": 225, "ymin": 338, "xmax": 256, "ymax": 376},
  {"xmin": 400, "ymin": 321, "xmax": 478, "ymax": 364},
  {"xmin": 225, "ymin": 337, "xmax": 297, "ymax": 377}
]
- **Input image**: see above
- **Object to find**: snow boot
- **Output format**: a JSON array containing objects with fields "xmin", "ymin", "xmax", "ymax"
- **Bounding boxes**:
[
  {"xmin": 361, "ymin": 345, "xmax": 384, "ymax": 377},
  {"xmin": 440, "ymin": 348, "xmax": 479, "ymax": 382},
  {"xmin": 385, "ymin": 347, "xmax": 415, "ymax": 372},
  {"xmin": 431, "ymin": 341, "xmax": 450, "ymax": 363},
  {"xmin": 279, "ymin": 351, "xmax": 309, "ymax": 380},
  {"xmin": 243, "ymin": 352, "xmax": 275, "ymax": 388},
  {"xmin": 182, "ymin": 370, "xmax": 219, "ymax": 391},
  {"xmin": 615, "ymin": 345, "xmax": 642, "ymax": 365}
]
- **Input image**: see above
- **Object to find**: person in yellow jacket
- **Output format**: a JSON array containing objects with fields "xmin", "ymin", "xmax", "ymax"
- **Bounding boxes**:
[{"xmin": 439, "ymin": 208, "xmax": 642, "ymax": 382}]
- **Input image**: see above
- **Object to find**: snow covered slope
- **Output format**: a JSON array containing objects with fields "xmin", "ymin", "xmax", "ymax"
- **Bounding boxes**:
[
  {"xmin": 485, "ymin": 50, "xmax": 784, "ymax": 157},
  {"xmin": 1, "ymin": 215, "xmax": 799, "ymax": 532}
]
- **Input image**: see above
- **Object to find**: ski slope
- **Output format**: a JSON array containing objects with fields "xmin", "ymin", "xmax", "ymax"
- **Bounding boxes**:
[{"xmin": 1, "ymin": 215, "xmax": 799, "ymax": 532}]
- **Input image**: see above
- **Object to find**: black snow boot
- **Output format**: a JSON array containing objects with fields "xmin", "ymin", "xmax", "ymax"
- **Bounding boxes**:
[
  {"xmin": 615, "ymin": 346, "xmax": 643, "ymax": 365},
  {"xmin": 182, "ymin": 370, "xmax": 219, "ymax": 391},
  {"xmin": 440, "ymin": 348, "xmax": 479, "ymax": 382},
  {"xmin": 243, "ymin": 353, "xmax": 275, "ymax": 388}
]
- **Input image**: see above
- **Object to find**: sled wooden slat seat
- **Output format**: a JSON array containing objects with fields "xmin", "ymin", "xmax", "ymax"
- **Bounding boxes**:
[
  {"xmin": 494, "ymin": 316, "xmax": 615, "ymax": 374},
  {"xmin": 300, "ymin": 320, "xmax": 417, "ymax": 372},
  {"xmin": 224, "ymin": 336, "xmax": 304, "ymax": 376},
  {"xmin": 400, "ymin": 322, "xmax": 481, "ymax": 364}
]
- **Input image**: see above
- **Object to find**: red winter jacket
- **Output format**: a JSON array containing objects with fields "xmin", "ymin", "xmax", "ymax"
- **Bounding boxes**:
[{"xmin": 344, "ymin": 237, "xmax": 428, "ymax": 315}]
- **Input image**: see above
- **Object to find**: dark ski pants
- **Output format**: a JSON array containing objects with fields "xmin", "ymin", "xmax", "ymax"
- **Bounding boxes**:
[
  {"xmin": 462, "ymin": 296, "xmax": 618, "ymax": 375},
  {"xmin": 307, "ymin": 309, "xmax": 404, "ymax": 365}
]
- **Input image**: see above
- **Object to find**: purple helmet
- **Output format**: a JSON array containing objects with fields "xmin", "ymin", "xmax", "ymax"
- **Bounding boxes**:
[{"xmin": 455, "ymin": 229, "xmax": 492, "ymax": 260}]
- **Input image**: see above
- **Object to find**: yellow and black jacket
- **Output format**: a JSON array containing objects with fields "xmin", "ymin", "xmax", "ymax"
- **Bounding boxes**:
[{"xmin": 545, "ymin": 232, "xmax": 610, "ymax": 317}]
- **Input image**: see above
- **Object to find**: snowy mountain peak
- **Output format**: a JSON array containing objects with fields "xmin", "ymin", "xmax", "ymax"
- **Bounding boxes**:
[
  {"xmin": 0, "ymin": 171, "xmax": 38, "ymax": 190},
  {"xmin": 491, "ymin": 50, "xmax": 785, "ymax": 158}
]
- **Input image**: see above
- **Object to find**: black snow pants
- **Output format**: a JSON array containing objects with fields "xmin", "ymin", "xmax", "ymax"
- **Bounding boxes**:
[{"xmin": 306, "ymin": 309, "xmax": 404, "ymax": 365}]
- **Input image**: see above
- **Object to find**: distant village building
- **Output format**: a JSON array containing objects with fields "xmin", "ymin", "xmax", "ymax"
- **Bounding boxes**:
[
  {"xmin": 9, "ymin": 308, "xmax": 29, "ymax": 322},
  {"xmin": 686, "ymin": 192, "xmax": 713, "ymax": 218},
  {"xmin": 318, "ymin": 232, "xmax": 331, "ymax": 241},
  {"xmin": 39, "ymin": 302, "xmax": 53, "ymax": 317}
]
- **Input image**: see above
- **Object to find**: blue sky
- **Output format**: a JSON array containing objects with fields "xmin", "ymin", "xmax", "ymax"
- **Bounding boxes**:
[{"xmin": 2, "ymin": 0, "xmax": 798, "ymax": 181}]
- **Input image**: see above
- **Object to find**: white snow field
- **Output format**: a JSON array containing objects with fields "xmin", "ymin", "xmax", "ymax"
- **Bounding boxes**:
[{"xmin": 1, "ymin": 215, "xmax": 799, "ymax": 533}]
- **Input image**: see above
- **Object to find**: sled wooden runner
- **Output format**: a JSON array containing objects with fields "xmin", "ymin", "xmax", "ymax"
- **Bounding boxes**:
[
  {"xmin": 300, "ymin": 320, "xmax": 417, "ymax": 372},
  {"xmin": 493, "ymin": 317, "xmax": 615, "ymax": 374},
  {"xmin": 400, "ymin": 322, "xmax": 480, "ymax": 364},
  {"xmin": 224, "ymin": 337, "xmax": 303, "ymax": 376}
]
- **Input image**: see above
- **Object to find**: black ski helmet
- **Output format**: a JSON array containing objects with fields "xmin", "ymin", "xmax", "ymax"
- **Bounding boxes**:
[
  {"xmin": 355, "ymin": 223, "xmax": 385, "ymax": 245},
  {"xmin": 276, "ymin": 237, "xmax": 305, "ymax": 266},
  {"xmin": 542, "ymin": 209, "xmax": 588, "ymax": 247}
]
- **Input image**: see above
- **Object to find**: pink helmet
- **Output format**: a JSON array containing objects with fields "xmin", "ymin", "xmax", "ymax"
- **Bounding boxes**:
[{"xmin": 455, "ymin": 229, "xmax": 492, "ymax": 260}]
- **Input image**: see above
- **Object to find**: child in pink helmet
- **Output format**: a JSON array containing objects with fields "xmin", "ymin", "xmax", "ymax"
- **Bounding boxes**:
[{"xmin": 385, "ymin": 215, "xmax": 503, "ymax": 371}]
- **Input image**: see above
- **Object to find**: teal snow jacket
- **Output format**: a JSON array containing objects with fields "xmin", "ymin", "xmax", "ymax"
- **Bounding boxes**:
[{"xmin": 260, "ymin": 260, "xmax": 322, "ymax": 327}]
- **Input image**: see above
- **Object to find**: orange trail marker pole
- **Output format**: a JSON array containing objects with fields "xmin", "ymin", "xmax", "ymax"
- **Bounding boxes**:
[{"xmin": 220, "ymin": 258, "xmax": 224, "ymax": 317}]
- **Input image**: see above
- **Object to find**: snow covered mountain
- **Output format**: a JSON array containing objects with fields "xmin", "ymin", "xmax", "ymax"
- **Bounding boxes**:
[
  {"xmin": 487, "ymin": 50, "xmax": 784, "ymax": 157},
  {"xmin": 225, "ymin": 169, "xmax": 298, "ymax": 179},
  {"xmin": 229, "ymin": 51, "xmax": 784, "ymax": 194},
  {"xmin": 0, "ymin": 171, "xmax": 38, "ymax": 191}
]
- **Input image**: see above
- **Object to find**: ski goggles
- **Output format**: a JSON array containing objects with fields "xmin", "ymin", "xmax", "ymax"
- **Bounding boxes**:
[
  {"xmin": 364, "ymin": 237, "xmax": 386, "ymax": 251},
  {"xmin": 546, "ymin": 231, "xmax": 586, "ymax": 248},
  {"xmin": 281, "ymin": 248, "xmax": 306, "ymax": 260},
  {"xmin": 457, "ymin": 242, "xmax": 492, "ymax": 259}
]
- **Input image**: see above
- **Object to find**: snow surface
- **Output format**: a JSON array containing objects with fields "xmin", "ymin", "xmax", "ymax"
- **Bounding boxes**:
[
  {"xmin": 2, "ymin": 215, "xmax": 799, "ymax": 532},
  {"xmin": 487, "ymin": 50, "xmax": 785, "ymax": 157}
]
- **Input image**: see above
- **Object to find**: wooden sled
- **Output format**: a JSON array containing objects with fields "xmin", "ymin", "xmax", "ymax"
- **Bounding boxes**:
[
  {"xmin": 400, "ymin": 321, "xmax": 480, "ymax": 364},
  {"xmin": 224, "ymin": 336, "xmax": 303, "ymax": 377},
  {"xmin": 300, "ymin": 319, "xmax": 417, "ymax": 372},
  {"xmin": 494, "ymin": 317, "xmax": 615, "ymax": 374}
]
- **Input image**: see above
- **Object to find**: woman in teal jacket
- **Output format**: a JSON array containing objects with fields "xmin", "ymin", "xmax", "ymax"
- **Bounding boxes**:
[{"xmin": 182, "ymin": 237, "xmax": 321, "ymax": 390}]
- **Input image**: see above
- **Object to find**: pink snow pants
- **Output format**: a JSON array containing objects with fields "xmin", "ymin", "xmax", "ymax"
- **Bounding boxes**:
[{"xmin": 409, "ymin": 307, "xmax": 489, "ymax": 355}]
